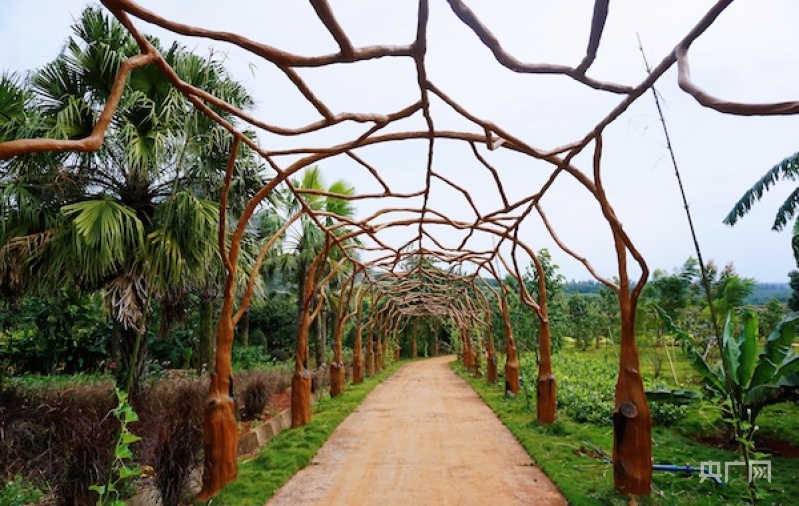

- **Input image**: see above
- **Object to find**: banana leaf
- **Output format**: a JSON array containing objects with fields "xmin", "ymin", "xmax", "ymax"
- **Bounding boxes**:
[
  {"xmin": 722, "ymin": 313, "xmax": 740, "ymax": 394},
  {"xmin": 737, "ymin": 310, "xmax": 758, "ymax": 389},
  {"xmin": 688, "ymin": 347, "xmax": 725, "ymax": 395},
  {"xmin": 750, "ymin": 316, "xmax": 798, "ymax": 388},
  {"xmin": 779, "ymin": 355, "xmax": 799, "ymax": 377}
]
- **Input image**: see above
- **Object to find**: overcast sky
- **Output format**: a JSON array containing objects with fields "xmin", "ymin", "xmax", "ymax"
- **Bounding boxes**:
[{"xmin": 3, "ymin": 1, "xmax": 799, "ymax": 283}]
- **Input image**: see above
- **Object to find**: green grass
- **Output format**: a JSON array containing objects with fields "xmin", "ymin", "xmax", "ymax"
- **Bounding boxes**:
[
  {"xmin": 453, "ymin": 358, "xmax": 799, "ymax": 505},
  {"xmin": 211, "ymin": 362, "xmax": 404, "ymax": 505},
  {"xmin": 3, "ymin": 372, "xmax": 112, "ymax": 389}
]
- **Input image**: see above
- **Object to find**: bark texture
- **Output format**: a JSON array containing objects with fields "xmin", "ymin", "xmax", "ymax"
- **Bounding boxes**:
[
  {"xmin": 197, "ymin": 315, "xmax": 237, "ymax": 500},
  {"xmin": 329, "ymin": 361, "xmax": 346, "ymax": 397},
  {"xmin": 292, "ymin": 285, "xmax": 314, "ymax": 428},
  {"xmin": 613, "ymin": 309, "xmax": 652, "ymax": 495},
  {"xmin": 365, "ymin": 327, "xmax": 375, "ymax": 377},
  {"xmin": 501, "ymin": 299, "xmax": 520, "ymax": 396},
  {"xmin": 537, "ymin": 320, "xmax": 556, "ymax": 424},
  {"xmin": 291, "ymin": 369, "xmax": 312, "ymax": 428},
  {"xmin": 486, "ymin": 325, "xmax": 498, "ymax": 385},
  {"xmin": 352, "ymin": 325, "xmax": 364, "ymax": 384}
]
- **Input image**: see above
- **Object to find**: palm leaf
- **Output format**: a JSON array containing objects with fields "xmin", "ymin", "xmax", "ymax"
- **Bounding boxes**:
[
  {"xmin": 147, "ymin": 192, "xmax": 218, "ymax": 291},
  {"xmin": 62, "ymin": 198, "xmax": 144, "ymax": 284}
]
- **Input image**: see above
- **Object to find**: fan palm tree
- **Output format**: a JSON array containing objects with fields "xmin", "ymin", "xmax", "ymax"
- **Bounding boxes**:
[{"xmin": 0, "ymin": 7, "xmax": 263, "ymax": 387}]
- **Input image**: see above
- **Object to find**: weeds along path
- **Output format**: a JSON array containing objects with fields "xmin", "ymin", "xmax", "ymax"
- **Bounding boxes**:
[{"xmin": 267, "ymin": 355, "xmax": 565, "ymax": 506}]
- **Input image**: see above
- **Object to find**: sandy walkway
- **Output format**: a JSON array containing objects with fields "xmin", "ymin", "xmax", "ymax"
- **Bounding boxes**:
[{"xmin": 266, "ymin": 355, "xmax": 566, "ymax": 506}]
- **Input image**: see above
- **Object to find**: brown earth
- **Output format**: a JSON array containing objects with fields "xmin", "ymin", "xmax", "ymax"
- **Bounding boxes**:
[
  {"xmin": 267, "ymin": 355, "xmax": 566, "ymax": 506},
  {"xmin": 695, "ymin": 434, "xmax": 799, "ymax": 458}
]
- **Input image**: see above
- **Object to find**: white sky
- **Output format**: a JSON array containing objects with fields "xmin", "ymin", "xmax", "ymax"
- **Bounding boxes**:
[{"xmin": 2, "ymin": 1, "xmax": 799, "ymax": 283}]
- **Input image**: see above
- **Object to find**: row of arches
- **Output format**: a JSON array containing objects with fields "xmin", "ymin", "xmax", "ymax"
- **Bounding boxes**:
[{"xmin": 3, "ymin": 1, "xmax": 795, "ymax": 501}]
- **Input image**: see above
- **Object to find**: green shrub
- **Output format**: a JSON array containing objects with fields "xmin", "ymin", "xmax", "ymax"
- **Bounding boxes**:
[
  {"xmin": 0, "ymin": 476, "xmax": 43, "ymax": 506},
  {"xmin": 249, "ymin": 328, "xmax": 266, "ymax": 348},
  {"xmin": 233, "ymin": 347, "xmax": 273, "ymax": 371},
  {"xmin": 0, "ymin": 292, "xmax": 111, "ymax": 375},
  {"xmin": 645, "ymin": 382, "xmax": 691, "ymax": 427},
  {"xmin": 543, "ymin": 353, "xmax": 616, "ymax": 424},
  {"xmin": 522, "ymin": 353, "xmax": 690, "ymax": 426}
]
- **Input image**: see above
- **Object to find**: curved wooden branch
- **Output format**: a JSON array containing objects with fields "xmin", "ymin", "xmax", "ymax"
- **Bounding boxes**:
[
  {"xmin": 0, "ymin": 52, "xmax": 156, "ymax": 159},
  {"xmin": 444, "ymin": 0, "xmax": 632, "ymax": 94},
  {"xmin": 676, "ymin": 42, "xmax": 799, "ymax": 116}
]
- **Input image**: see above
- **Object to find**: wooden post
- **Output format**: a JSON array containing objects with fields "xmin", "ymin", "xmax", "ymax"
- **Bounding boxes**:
[
  {"xmin": 612, "ymin": 284, "xmax": 652, "ymax": 495},
  {"xmin": 485, "ymin": 309, "xmax": 498, "ymax": 385},
  {"xmin": 352, "ymin": 323, "xmax": 364, "ymax": 384},
  {"xmin": 501, "ymin": 297, "xmax": 519, "ymax": 395}
]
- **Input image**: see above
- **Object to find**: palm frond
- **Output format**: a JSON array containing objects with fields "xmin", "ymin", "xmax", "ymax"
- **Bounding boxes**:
[
  {"xmin": 61, "ymin": 198, "xmax": 144, "ymax": 284},
  {"xmin": 147, "ymin": 192, "xmax": 218, "ymax": 291}
]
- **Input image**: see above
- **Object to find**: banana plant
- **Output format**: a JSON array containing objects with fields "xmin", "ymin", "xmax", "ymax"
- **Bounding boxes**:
[{"xmin": 665, "ymin": 309, "xmax": 799, "ymax": 440}]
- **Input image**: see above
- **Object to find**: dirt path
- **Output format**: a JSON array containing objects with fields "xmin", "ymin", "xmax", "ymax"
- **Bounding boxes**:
[{"xmin": 267, "ymin": 356, "xmax": 566, "ymax": 506}]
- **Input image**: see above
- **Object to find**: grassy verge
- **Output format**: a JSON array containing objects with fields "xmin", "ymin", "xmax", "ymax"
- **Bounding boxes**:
[
  {"xmin": 210, "ymin": 361, "xmax": 404, "ymax": 505},
  {"xmin": 452, "ymin": 361, "xmax": 798, "ymax": 506}
]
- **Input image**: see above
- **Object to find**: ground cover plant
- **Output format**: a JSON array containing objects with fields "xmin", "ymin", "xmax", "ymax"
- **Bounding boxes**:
[
  {"xmin": 455, "ymin": 350, "xmax": 799, "ymax": 505},
  {"xmin": 211, "ymin": 360, "xmax": 403, "ymax": 505}
]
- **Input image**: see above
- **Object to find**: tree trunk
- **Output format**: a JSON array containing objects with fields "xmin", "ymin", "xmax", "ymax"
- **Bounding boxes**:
[
  {"xmin": 114, "ymin": 321, "xmax": 148, "ymax": 395},
  {"xmin": 330, "ymin": 315, "xmax": 346, "ymax": 397},
  {"xmin": 613, "ymin": 299, "xmax": 652, "ymax": 495},
  {"xmin": 505, "ymin": 343, "xmax": 520, "ymax": 396},
  {"xmin": 292, "ymin": 302, "xmax": 313, "ymax": 428},
  {"xmin": 473, "ymin": 332, "xmax": 482, "ymax": 377},
  {"xmin": 329, "ymin": 361, "xmax": 345, "ymax": 397},
  {"xmin": 486, "ymin": 352, "xmax": 498, "ymax": 385},
  {"xmin": 352, "ymin": 325, "xmax": 364, "ymax": 384},
  {"xmin": 198, "ymin": 296, "xmax": 215, "ymax": 373},
  {"xmin": 411, "ymin": 334, "xmax": 417, "ymax": 359},
  {"xmin": 240, "ymin": 309, "xmax": 250, "ymax": 347},
  {"xmin": 197, "ymin": 303, "xmax": 237, "ymax": 501},
  {"xmin": 291, "ymin": 368, "xmax": 312, "ymax": 427},
  {"xmin": 375, "ymin": 334, "xmax": 383, "ymax": 373},
  {"xmin": 110, "ymin": 324, "xmax": 122, "ymax": 365},
  {"xmin": 502, "ymin": 299, "xmax": 520, "ymax": 395},
  {"xmin": 537, "ymin": 319, "xmax": 556, "ymax": 424},
  {"xmin": 461, "ymin": 330, "xmax": 472, "ymax": 369},
  {"xmin": 486, "ymin": 324, "xmax": 498, "ymax": 385},
  {"xmin": 315, "ymin": 299, "xmax": 327, "ymax": 368},
  {"xmin": 365, "ymin": 327, "xmax": 375, "ymax": 377}
]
